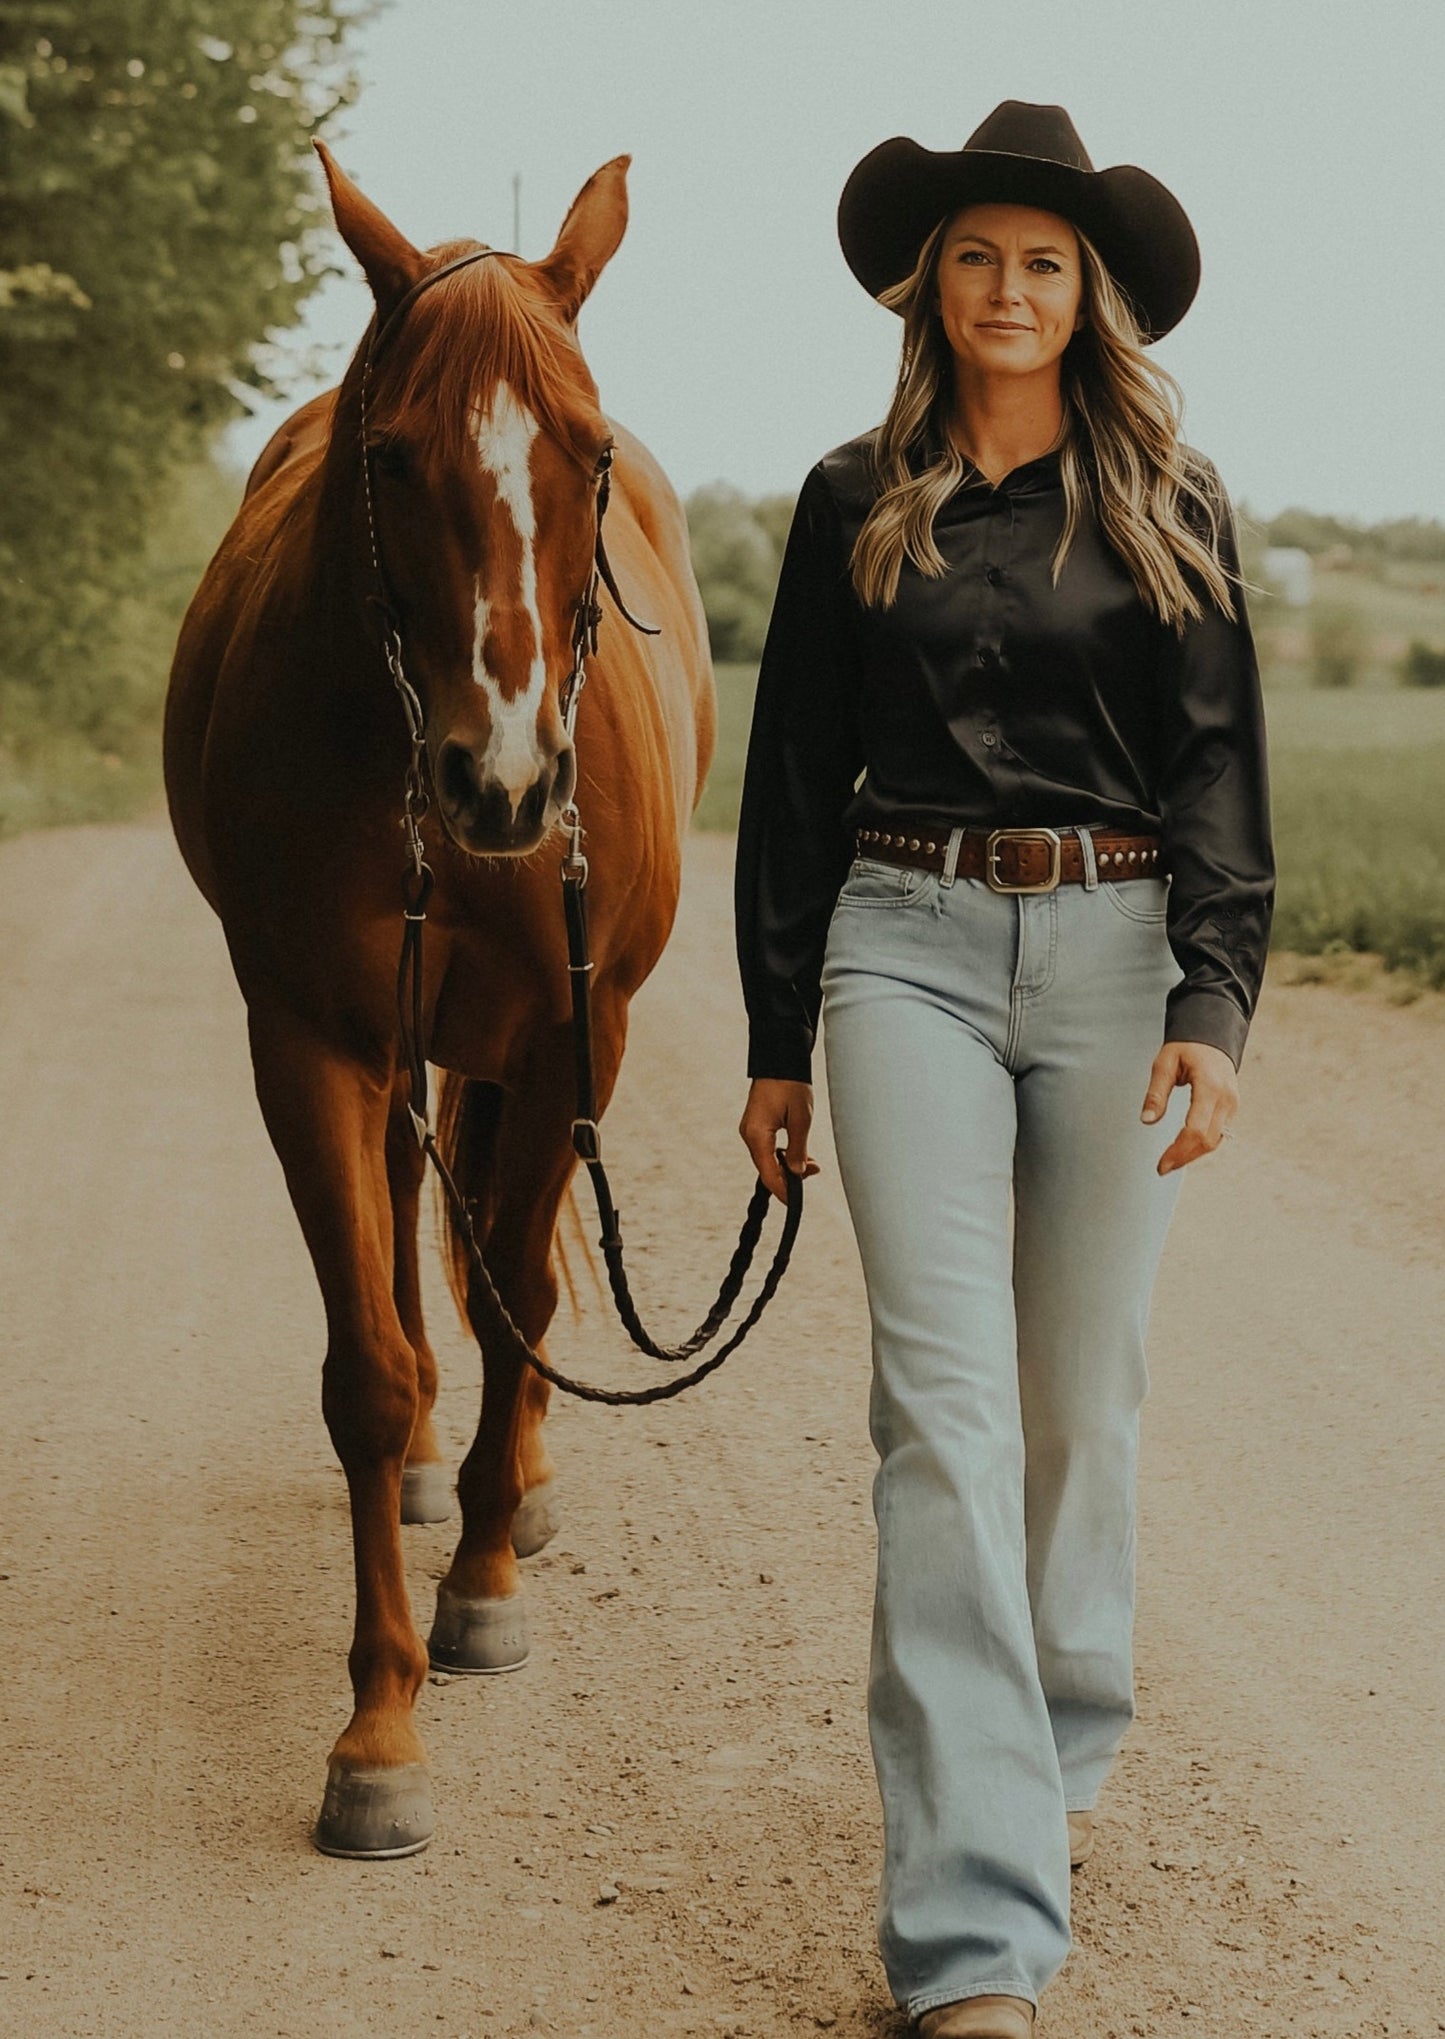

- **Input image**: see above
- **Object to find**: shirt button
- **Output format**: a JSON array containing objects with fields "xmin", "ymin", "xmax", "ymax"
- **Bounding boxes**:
[
  {"xmin": 985, "ymin": 566, "xmax": 1004, "ymax": 585},
  {"xmin": 976, "ymin": 645, "xmax": 999, "ymax": 667},
  {"xmin": 981, "ymin": 732, "xmax": 998, "ymax": 747}
]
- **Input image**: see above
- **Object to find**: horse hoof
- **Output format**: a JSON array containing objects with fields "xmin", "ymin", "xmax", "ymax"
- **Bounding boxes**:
[
  {"xmin": 400, "ymin": 1462, "xmax": 452, "ymax": 1525},
  {"xmin": 313, "ymin": 1761, "xmax": 435, "ymax": 1859},
  {"xmin": 428, "ymin": 1583, "xmax": 530, "ymax": 1673},
  {"xmin": 511, "ymin": 1477, "xmax": 560, "ymax": 1557}
]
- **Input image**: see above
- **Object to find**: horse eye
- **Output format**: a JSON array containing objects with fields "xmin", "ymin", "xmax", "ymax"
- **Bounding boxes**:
[{"xmin": 368, "ymin": 436, "xmax": 412, "ymax": 482}]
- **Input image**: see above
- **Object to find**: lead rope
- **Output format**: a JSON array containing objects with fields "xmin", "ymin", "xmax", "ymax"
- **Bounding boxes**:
[
  {"xmin": 362, "ymin": 298, "xmax": 802, "ymax": 1405},
  {"xmin": 392, "ymin": 689, "xmax": 804, "ymax": 1407}
]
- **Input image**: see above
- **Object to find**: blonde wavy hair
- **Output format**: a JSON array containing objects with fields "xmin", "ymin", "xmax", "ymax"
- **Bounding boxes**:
[{"xmin": 850, "ymin": 210, "xmax": 1242, "ymax": 633}]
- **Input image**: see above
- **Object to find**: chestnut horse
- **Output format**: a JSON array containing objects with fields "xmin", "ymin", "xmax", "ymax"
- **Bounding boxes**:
[{"xmin": 164, "ymin": 144, "xmax": 714, "ymax": 1857}]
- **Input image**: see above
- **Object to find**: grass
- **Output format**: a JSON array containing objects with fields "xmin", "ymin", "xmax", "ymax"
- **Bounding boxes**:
[
  {"xmin": 1268, "ymin": 740, "xmax": 1445, "ymax": 985},
  {"xmin": 0, "ymin": 736, "xmax": 164, "ymax": 837},
  {"xmin": 1264, "ymin": 686, "xmax": 1445, "ymax": 751},
  {"xmin": 692, "ymin": 662, "xmax": 761, "ymax": 832},
  {"xmin": 692, "ymin": 666, "xmax": 1445, "ymax": 991},
  {"xmin": 1251, "ymin": 560, "xmax": 1445, "ymax": 691},
  {"xmin": 0, "ymin": 460, "xmax": 241, "ymax": 843}
]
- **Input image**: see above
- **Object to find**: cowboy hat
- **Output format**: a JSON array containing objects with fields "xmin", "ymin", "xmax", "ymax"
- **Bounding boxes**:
[{"xmin": 837, "ymin": 99, "xmax": 1200, "ymax": 342}]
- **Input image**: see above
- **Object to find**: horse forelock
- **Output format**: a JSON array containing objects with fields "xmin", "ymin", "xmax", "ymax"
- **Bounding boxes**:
[
  {"xmin": 344, "ymin": 250, "xmax": 607, "ymax": 814},
  {"xmin": 366, "ymin": 247, "xmax": 602, "ymax": 465}
]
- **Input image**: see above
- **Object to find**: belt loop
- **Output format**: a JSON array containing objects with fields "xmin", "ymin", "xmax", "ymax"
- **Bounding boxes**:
[
  {"xmin": 940, "ymin": 825, "xmax": 965, "ymax": 889},
  {"xmin": 1075, "ymin": 824, "xmax": 1099, "ymax": 890}
]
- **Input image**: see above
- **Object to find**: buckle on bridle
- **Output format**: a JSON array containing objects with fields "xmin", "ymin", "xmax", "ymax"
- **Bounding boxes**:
[{"xmin": 985, "ymin": 827, "xmax": 1063, "ymax": 893}]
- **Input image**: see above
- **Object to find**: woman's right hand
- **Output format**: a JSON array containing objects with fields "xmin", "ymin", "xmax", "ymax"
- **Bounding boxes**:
[{"xmin": 739, "ymin": 1078, "xmax": 821, "ymax": 1206}]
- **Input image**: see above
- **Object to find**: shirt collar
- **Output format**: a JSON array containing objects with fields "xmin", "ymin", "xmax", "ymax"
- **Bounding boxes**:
[{"xmin": 916, "ymin": 412, "xmax": 1066, "ymax": 494}]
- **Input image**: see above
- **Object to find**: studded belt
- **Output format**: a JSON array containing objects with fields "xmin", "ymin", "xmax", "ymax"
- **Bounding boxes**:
[{"xmin": 854, "ymin": 824, "xmax": 1167, "ymax": 895}]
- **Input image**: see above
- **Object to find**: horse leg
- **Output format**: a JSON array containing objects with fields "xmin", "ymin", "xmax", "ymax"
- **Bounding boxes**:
[
  {"xmin": 428, "ymin": 1065, "xmax": 577, "ymax": 1674},
  {"xmin": 248, "ymin": 1006, "xmax": 434, "ymax": 1859},
  {"xmin": 386, "ymin": 1078, "xmax": 451, "ymax": 1526},
  {"xmin": 509, "ymin": 1354, "xmax": 560, "ymax": 1559}
]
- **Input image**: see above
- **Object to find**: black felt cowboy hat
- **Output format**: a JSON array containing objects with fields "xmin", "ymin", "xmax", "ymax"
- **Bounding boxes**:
[{"xmin": 837, "ymin": 99, "xmax": 1200, "ymax": 343}]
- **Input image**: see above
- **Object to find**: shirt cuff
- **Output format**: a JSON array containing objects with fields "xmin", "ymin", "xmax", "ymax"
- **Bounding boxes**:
[
  {"xmin": 746, "ymin": 1022, "xmax": 815, "ymax": 1084},
  {"xmin": 1162, "ymin": 989, "xmax": 1251, "ymax": 1071}
]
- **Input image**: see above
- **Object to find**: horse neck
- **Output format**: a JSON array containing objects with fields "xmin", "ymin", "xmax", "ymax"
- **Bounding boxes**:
[{"xmin": 297, "ymin": 392, "xmax": 402, "ymax": 735}]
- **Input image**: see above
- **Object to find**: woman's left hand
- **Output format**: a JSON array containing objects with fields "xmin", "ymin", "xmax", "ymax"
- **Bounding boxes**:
[{"xmin": 1140, "ymin": 1040, "xmax": 1240, "ymax": 1174}]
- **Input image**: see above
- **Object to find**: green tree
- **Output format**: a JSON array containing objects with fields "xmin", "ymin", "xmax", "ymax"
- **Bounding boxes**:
[
  {"xmin": 685, "ymin": 482, "xmax": 796, "ymax": 662},
  {"xmin": 1310, "ymin": 602, "xmax": 1365, "ymax": 689},
  {"xmin": 1264, "ymin": 504, "xmax": 1445, "ymax": 569},
  {"xmin": 0, "ymin": 0, "xmax": 365, "ymax": 756}
]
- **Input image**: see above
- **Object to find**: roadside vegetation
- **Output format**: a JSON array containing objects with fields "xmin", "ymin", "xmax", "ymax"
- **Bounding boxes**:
[
  {"xmin": 685, "ymin": 490, "xmax": 1445, "ymax": 993},
  {"xmin": 4, "ymin": 15, "xmax": 1442, "ymax": 992},
  {"xmin": 0, "ymin": 1, "xmax": 363, "ymax": 837}
]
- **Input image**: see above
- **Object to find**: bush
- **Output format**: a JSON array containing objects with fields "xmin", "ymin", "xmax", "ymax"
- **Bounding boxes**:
[
  {"xmin": 1309, "ymin": 603, "xmax": 1365, "ymax": 688},
  {"xmin": 685, "ymin": 483, "xmax": 795, "ymax": 663},
  {"xmin": 1400, "ymin": 639, "xmax": 1445, "ymax": 688}
]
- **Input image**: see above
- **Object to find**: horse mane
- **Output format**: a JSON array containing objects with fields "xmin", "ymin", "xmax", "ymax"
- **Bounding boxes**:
[{"xmin": 364, "ymin": 243, "xmax": 605, "ymax": 468}]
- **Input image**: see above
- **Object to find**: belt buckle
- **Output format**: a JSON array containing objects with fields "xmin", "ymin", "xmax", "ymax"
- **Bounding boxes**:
[{"xmin": 985, "ymin": 827, "xmax": 1062, "ymax": 894}]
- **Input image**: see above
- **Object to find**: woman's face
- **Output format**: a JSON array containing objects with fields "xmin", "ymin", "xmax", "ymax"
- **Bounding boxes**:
[{"xmin": 934, "ymin": 201, "xmax": 1086, "ymax": 380}]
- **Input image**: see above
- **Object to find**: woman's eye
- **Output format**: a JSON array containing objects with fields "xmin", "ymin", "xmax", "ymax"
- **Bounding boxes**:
[{"xmin": 955, "ymin": 251, "xmax": 1062, "ymax": 273}]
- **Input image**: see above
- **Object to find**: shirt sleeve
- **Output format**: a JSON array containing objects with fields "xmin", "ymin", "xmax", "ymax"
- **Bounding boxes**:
[
  {"xmin": 734, "ymin": 463, "xmax": 867, "ymax": 1082},
  {"xmin": 1154, "ymin": 461, "xmax": 1276, "ymax": 1070}
]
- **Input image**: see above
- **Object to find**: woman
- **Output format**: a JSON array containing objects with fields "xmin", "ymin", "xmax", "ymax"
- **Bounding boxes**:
[{"xmin": 733, "ymin": 102, "xmax": 1274, "ymax": 2036}]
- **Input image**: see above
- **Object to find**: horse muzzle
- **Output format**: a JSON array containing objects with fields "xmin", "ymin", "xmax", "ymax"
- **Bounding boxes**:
[{"xmin": 434, "ymin": 737, "xmax": 577, "ymax": 856}]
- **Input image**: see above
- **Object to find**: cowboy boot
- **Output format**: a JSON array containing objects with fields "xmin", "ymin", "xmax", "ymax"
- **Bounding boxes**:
[
  {"xmin": 1067, "ymin": 1809, "xmax": 1095, "ymax": 1868},
  {"xmin": 917, "ymin": 1997, "xmax": 1035, "ymax": 2038}
]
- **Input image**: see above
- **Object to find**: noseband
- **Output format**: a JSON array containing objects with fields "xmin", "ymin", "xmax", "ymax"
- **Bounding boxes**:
[{"xmin": 354, "ymin": 244, "xmax": 803, "ymax": 1409}]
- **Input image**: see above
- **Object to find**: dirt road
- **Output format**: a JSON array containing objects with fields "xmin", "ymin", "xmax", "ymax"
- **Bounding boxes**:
[{"xmin": 1, "ymin": 822, "xmax": 1441, "ymax": 2039}]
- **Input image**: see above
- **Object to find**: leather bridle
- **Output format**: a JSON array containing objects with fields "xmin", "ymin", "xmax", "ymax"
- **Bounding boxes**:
[
  {"xmin": 357, "ymin": 246, "xmax": 657, "ymax": 881},
  {"xmin": 354, "ymin": 247, "xmax": 803, "ymax": 1407}
]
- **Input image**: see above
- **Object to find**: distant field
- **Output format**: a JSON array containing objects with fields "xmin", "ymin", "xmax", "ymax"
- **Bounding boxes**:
[
  {"xmin": 691, "ymin": 662, "xmax": 761, "ymax": 832},
  {"xmin": 1269, "ymin": 727, "xmax": 1445, "ymax": 984},
  {"xmin": 1264, "ymin": 686, "xmax": 1445, "ymax": 750},
  {"xmin": 694, "ymin": 668, "xmax": 1445, "ymax": 987},
  {"xmin": 1253, "ymin": 561, "xmax": 1445, "ymax": 690}
]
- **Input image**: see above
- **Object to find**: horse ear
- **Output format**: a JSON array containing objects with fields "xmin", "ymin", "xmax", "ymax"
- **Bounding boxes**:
[
  {"xmin": 313, "ymin": 139, "xmax": 425, "ymax": 316},
  {"xmin": 537, "ymin": 154, "xmax": 631, "ymax": 321}
]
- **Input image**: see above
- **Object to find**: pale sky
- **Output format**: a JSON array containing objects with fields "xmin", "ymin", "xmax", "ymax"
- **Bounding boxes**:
[{"xmin": 228, "ymin": 0, "xmax": 1445, "ymax": 525}]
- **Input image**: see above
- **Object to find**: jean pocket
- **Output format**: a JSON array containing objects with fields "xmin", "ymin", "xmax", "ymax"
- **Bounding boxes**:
[
  {"xmin": 1099, "ymin": 875, "xmax": 1171, "ymax": 923},
  {"xmin": 834, "ymin": 856, "xmax": 937, "ymax": 909}
]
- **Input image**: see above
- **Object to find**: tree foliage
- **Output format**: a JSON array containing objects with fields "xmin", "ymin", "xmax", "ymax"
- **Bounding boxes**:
[
  {"xmin": 684, "ymin": 483, "xmax": 795, "ymax": 664},
  {"xmin": 0, "ymin": 0, "xmax": 366, "ymax": 750},
  {"xmin": 685, "ymin": 483, "xmax": 1445, "ymax": 669},
  {"xmin": 1262, "ymin": 505, "xmax": 1445, "ymax": 567}
]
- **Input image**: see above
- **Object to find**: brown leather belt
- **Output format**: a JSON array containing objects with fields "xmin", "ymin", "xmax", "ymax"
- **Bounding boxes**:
[{"xmin": 854, "ymin": 823, "xmax": 1167, "ymax": 893}]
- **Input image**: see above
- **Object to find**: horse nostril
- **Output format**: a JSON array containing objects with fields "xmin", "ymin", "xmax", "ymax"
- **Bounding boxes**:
[
  {"xmin": 437, "ymin": 740, "xmax": 480, "ymax": 819},
  {"xmin": 553, "ymin": 745, "xmax": 577, "ymax": 810},
  {"xmin": 517, "ymin": 776, "xmax": 548, "ymax": 836},
  {"xmin": 436, "ymin": 737, "xmax": 567, "ymax": 851}
]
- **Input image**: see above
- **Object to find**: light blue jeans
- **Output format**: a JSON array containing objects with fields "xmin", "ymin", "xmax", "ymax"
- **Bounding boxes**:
[{"xmin": 819, "ymin": 825, "xmax": 1191, "ymax": 2021}]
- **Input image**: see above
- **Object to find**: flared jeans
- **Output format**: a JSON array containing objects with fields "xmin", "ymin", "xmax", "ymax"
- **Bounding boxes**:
[{"xmin": 818, "ymin": 825, "xmax": 1191, "ymax": 2021}]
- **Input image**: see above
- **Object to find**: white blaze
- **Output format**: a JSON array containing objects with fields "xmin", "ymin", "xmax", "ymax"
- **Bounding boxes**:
[{"xmin": 470, "ymin": 381, "xmax": 549, "ymax": 818}]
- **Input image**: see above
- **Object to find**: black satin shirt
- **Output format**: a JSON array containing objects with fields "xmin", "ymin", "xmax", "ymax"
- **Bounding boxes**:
[{"xmin": 733, "ymin": 427, "xmax": 1276, "ymax": 1082}]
